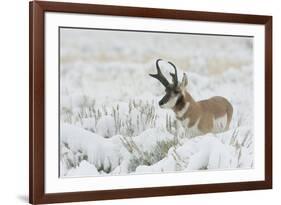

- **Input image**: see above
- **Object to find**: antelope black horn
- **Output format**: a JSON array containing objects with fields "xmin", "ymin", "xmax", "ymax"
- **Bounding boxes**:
[
  {"xmin": 168, "ymin": 61, "xmax": 178, "ymax": 86},
  {"xmin": 149, "ymin": 59, "xmax": 170, "ymax": 87}
]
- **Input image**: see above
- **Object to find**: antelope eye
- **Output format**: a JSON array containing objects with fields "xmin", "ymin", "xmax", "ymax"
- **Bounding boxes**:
[{"xmin": 174, "ymin": 90, "xmax": 179, "ymax": 94}]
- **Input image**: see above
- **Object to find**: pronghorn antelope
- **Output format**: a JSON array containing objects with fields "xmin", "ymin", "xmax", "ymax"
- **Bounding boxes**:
[{"xmin": 150, "ymin": 59, "xmax": 233, "ymax": 136}]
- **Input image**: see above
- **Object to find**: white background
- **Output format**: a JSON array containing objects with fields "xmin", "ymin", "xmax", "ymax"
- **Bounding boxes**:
[{"xmin": 0, "ymin": 0, "xmax": 279, "ymax": 204}]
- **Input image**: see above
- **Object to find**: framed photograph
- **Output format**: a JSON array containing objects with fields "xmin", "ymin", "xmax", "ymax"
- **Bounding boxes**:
[{"xmin": 29, "ymin": 1, "xmax": 272, "ymax": 204}]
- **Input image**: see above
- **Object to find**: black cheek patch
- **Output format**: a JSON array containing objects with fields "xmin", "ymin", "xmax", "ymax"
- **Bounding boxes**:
[{"xmin": 159, "ymin": 93, "xmax": 170, "ymax": 105}]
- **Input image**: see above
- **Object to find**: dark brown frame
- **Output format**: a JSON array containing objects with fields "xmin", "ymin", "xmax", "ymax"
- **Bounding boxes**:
[{"xmin": 29, "ymin": 1, "xmax": 272, "ymax": 204}]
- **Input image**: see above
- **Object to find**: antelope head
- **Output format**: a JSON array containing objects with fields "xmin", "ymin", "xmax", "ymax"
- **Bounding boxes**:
[{"xmin": 150, "ymin": 59, "xmax": 188, "ymax": 109}]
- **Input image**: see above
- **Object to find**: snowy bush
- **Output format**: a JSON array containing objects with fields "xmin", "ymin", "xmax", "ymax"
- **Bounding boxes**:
[
  {"xmin": 96, "ymin": 115, "xmax": 116, "ymax": 138},
  {"xmin": 60, "ymin": 124, "xmax": 129, "ymax": 176}
]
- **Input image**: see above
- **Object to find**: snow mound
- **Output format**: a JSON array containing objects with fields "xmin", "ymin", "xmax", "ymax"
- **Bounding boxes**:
[
  {"xmin": 61, "ymin": 123, "xmax": 126, "ymax": 175},
  {"xmin": 67, "ymin": 160, "xmax": 99, "ymax": 177},
  {"xmin": 182, "ymin": 134, "xmax": 232, "ymax": 170},
  {"xmin": 135, "ymin": 128, "xmax": 252, "ymax": 173},
  {"xmin": 133, "ymin": 128, "xmax": 175, "ymax": 152}
]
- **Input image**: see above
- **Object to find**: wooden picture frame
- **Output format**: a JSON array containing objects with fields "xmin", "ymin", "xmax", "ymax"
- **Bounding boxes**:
[{"xmin": 29, "ymin": 1, "xmax": 272, "ymax": 204}]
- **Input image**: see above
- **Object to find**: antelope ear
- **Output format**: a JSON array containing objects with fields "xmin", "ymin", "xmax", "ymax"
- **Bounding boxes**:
[{"xmin": 180, "ymin": 73, "xmax": 188, "ymax": 88}]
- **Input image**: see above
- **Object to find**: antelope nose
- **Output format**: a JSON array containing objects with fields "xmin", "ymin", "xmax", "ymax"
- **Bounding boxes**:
[{"xmin": 159, "ymin": 101, "xmax": 163, "ymax": 106}]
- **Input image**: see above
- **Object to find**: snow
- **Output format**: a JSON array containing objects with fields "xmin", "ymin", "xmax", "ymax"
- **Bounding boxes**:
[
  {"xmin": 60, "ymin": 123, "xmax": 129, "ymax": 176},
  {"xmin": 96, "ymin": 115, "xmax": 116, "ymax": 138},
  {"xmin": 133, "ymin": 128, "xmax": 175, "ymax": 152},
  {"xmin": 135, "ymin": 128, "xmax": 252, "ymax": 174},
  {"xmin": 67, "ymin": 160, "xmax": 99, "ymax": 177},
  {"xmin": 183, "ymin": 135, "xmax": 232, "ymax": 170},
  {"xmin": 59, "ymin": 28, "xmax": 254, "ymax": 177}
]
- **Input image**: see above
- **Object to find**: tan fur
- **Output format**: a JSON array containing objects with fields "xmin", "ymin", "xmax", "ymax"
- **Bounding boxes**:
[{"xmin": 173, "ymin": 90, "xmax": 233, "ymax": 134}]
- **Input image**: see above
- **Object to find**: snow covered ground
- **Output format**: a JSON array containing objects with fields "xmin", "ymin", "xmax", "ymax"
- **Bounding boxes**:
[{"xmin": 59, "ymin": 28, "xmax": 254, "ymax": 177}]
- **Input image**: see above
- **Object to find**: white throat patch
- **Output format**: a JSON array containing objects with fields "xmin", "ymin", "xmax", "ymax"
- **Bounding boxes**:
[{"xmin": 160, "ymin": 96, "xmax": 179, "ymax": 109}]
